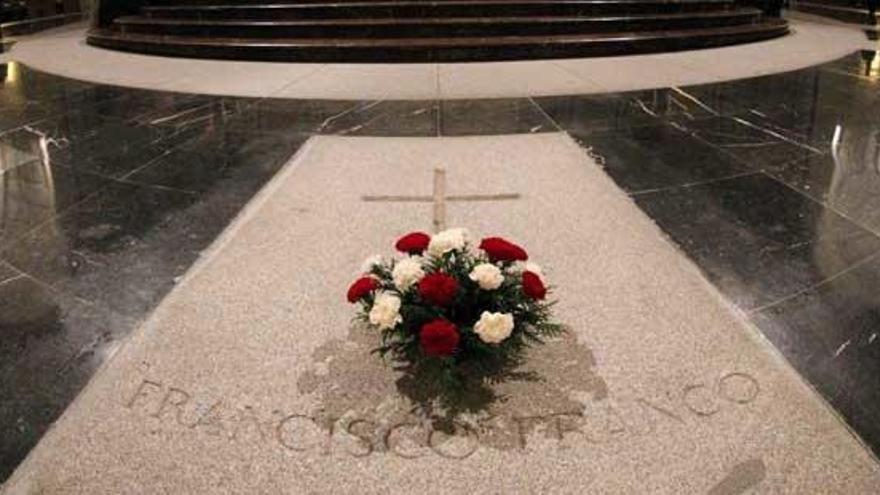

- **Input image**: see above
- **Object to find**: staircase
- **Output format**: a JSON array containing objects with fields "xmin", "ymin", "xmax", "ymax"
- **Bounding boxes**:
[
  {"xmin": 86, "ymin": 0, "xmax": 790, "ymax": 62},
  {"xmin": 790, "ymin": 0, "xmax": 878, "ymax": 24}
]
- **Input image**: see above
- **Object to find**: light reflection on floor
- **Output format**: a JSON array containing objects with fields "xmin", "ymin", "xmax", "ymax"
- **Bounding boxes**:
[{"xmin": 1, "ymin": 50, "xmax": 880, "ymax": 480}]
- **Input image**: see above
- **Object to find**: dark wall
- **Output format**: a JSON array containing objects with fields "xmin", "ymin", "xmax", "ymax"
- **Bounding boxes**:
[
  {"xmin": 740, "ymin": 0, "xmax": 784, "ymax": 17},
  {"xmin": 92, "ymin": 0, "xmax": 146, "ymax": 28},
  {"xmin": 26, "ymin": 1, "xmax": 81, "ymax": 18}
]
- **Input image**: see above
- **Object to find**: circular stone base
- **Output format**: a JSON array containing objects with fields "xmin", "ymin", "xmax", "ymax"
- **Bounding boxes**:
[{"xmin": 2, "ymin": 19, "xmax": 872, "ymax": 100}]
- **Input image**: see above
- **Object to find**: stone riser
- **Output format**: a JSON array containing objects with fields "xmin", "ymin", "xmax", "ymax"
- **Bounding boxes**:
[
  {"xmin": 88, "ymin": 21, "xmax": 789, "ymax": 62},
  {"xmin": 115, "ymin": 11, "xmax": 763, "ymax": 38},
  {"xmin": 142, "ymin": 0, "xmax": 739, "ymax": 6},
  {"xmin": 141, "ymin": 1, "xmax": 741, "ymax": 20},
  {"xmin": 790, "ymin": 2, "xmax": 876, "ymax": 24},
  {"xmin": 90, "ymin": 0, "xmax": 788, "ymax": 62},
  {"xmin": 809, "ymin": 0, "xmax": 868, "ymax": 7}
]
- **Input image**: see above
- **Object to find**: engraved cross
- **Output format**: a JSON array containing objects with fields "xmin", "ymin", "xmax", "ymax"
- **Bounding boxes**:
[{"xmin": 361, "ymin": 168, "xmax": 519, "ymax": 232}]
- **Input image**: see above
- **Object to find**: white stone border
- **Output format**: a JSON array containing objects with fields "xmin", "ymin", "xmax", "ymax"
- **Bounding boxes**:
[{"xmin": 1, "ymin": 17, "xmax": 874, "ymax": 100}]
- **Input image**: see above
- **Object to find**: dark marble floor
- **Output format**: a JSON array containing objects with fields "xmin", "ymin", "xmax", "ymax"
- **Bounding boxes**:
[
  {"xmin": 535, "ymin": 50, "xmax": 880, "ymax": 454},
  {"xmin": 2, "ymin": 50, "xmax": 880, "ymax": 479}
]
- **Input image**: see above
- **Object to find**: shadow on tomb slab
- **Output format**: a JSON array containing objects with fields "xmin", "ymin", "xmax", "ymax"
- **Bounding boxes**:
[{"xmin": 296, "ymin": 324, "xmax": 608, "ymax": 454}]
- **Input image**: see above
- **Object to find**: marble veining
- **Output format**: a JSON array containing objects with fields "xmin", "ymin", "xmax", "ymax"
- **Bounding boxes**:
[{"xmin": 3, "ymin": 50, "xmax": 880, "ymax": 481}]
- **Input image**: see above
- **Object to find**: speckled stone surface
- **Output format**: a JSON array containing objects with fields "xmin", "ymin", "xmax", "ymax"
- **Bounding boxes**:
[
  {"xmin": 4, "ymin": 19, "xmax": 873, "ymax": 99},
  {"xmin": 5, "ymin": 134, "xmax": 880, "ymax": 494}
]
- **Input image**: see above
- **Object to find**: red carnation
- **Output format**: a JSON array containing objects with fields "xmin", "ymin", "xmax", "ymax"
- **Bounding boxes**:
[
  {"xmin": 395, "ymin": 231, "xmax": 431, "ymax": 255},
  {"xmin": 522, "ymin": 271, "xmax": 547, "ymax": 300},
  {"xmin": 418, "ymin": 272, "xmax": 459, "ymax": 306},
  {"xmin": 347, "ymin": 276, "xmax": 378, "ymax": 303},
  {"xmin": 420, "ymin": 319, "xmax": 460, "ymax": 357},
  {"xmin": 479, "ymin": 237, "xmax": 528, "ymax": 263}
]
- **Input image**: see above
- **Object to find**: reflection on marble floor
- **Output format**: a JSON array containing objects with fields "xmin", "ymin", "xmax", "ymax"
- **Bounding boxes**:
[
  {"xmin": 1, "ymin": 50, "xmax": 880, "ymax": 479},
  {"xmin": 537, "ymin": 50, "xmax": 880, "ymax": 456}
]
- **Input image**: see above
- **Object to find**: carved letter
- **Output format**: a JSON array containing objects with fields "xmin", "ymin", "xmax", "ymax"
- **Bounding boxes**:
[
  {"xmin": 322, "ymin": 417, "xmax": 337, "ymax": 456},
  {"xmin": 343, "ymin": 419, "xmax": 375, "ymax": 458},
  {"xmin": 232, "ymin": 405, "xmax": 269, "ymax": 444},
  {"xmin": 427, "ymin": 423, "xmax": 479, "ymax": 460},
  {"xmin": 191, "ymin": 400, "xmax": 226, "ymax": 437},
  {"xmin": 635, "ymin": 394, "xmax": 684, "ymax": 436},
  {"xmin": 276, "ymin": 414, "xmax": 322, "ymax": 453},
  {"xmin": 125, "ymin": 379, "xmax": 162, "ymax": 410},
  {"xmin": 603, "ymin": 403, "xmax": 628, "ymax": 435},
  {"xmin": 717, "ymin": 373, "xmax": 760, "ymax": 404},
  {"xmin": 151, "ymin": 387, "xmax": 192, "ymax": 424},
  {"xmin": 682, "ymin": 384, "xmax": 719, "ymax": 417},
  {"xmin": 512, "ymin": 415, "xmax": 545, "ymax": 450},
  {"xmin": 549, "ymin": 412, "xmax": 588, "ymax": 449},
  {"xmin": 637, "ymin": 395, "xmax": 685, "ymax": 425},
  {"xmin": 384, "ymin": 422, "xmax": 427, "ymax": 459}
]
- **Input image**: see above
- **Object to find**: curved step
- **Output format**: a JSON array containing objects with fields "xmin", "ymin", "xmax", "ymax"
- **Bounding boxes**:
[
  {"xmin": 790, "ymin": 1, "xmax": 877, "ymax": 24},
  {"xmin": 141, "ymin": 0, "xmax": 742, "ymax": 20},
  {"xmin": 87, "ymin": 20, "xmax": 789, "ymax": 62},
  {"xmin": 795, "ymin": 0, "xmax": 870, "ymax": 7},
  {"xmin": 115, "ymin": 10, "xmax": 764, "ymax": 38}
]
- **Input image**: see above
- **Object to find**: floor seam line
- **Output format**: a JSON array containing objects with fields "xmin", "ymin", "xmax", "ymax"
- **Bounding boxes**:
[
  {"xmin": 0, "ymin": 273, "xmax": 25, "ymax": 288},
  {"xmin": 748, "ymin": 249, "xmax": 880, "ymax": 314},
  {"xmin": 761, "ymin": 170, "xmax": 880, "ymax": 241},
  {"xmin": 527, "ymin": 96, "xmax": 564, "ymax": 133},
  {"xmin": 627, "ymin": 171, "xmax": 762, "ymax": 196},
  {"xmin": 0, "ymin": 185, "xmax": 110, "ymax": 257},
  {"xmin": 260, "ymin": 63, "xmax": 329, "ymax": 100},
  {"xmin": 548, "ymin": 59, "xmax": 605, "ymax": 92}
]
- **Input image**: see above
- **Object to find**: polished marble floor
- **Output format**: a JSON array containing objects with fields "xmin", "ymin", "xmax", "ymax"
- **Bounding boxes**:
[{"xmin": 2, "ymin": 50, "xmax": 880, "ymax": 479}]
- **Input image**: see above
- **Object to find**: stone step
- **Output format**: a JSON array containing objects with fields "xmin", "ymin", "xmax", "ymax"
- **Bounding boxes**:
[
  {"xmin": 789, "ymin": 1, "xmax": 877, "ymax": 24},
  {"xmin": 802, "ymin": 0, "xmax": 868, "ymax": 8},
  {"xmin": 87, "ymin": 20, "xmax": 789, "ymax": 62},
  {"xmin": 114, "ymin": 10, "xmax": 764, "ymax": 38},
  {"xmin": 141, "ymin": 0, "xmax": 742, "ymax": 20}
]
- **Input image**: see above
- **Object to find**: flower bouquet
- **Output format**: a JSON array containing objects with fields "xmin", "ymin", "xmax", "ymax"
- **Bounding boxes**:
[{"xmin": 347, "ymin": 228, "xmax": 563, "ymax": 397}]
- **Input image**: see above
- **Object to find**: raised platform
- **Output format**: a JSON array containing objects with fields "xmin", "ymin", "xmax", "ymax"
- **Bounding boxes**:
[
  {"xmin": 790, "ymin": 0, "xmax": 878, "ymax": 25},
  {"xmin": 6, "ymin": 20, "xmax": 869, "ymax": 99},
  {"xmin": 86, "ymin": 0, "xmax": 789, "ymax": 62},
  {"xmin": 0, "ymin": 13, "xmax": 84, "ymax": 38}
]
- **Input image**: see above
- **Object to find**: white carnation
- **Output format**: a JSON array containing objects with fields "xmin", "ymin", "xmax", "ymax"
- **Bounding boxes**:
[
  {"xmin": 469, "ymin": 263, "xmax": 504, "ymax": 290},
  {"xmin": 392, "ymin": 256, "xmax": 426, "ymax": 290},
  {"xmin": 360, "ymin": 254, "xmax": 383, "ymax": 274},
  {"xmin": 509, "ymin": 261, "xmax": 545, "ymax": 280},
  {"xmin": 427, "ymin": 228, "xmax": 469, "ymax": 257},
  {"xmin": 474, "ymin": 311, "xmax": 514, "ymax": 344},
  {"xmin": 369, "ymin": 292, "xmax": 402, "ymax": 330}
]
